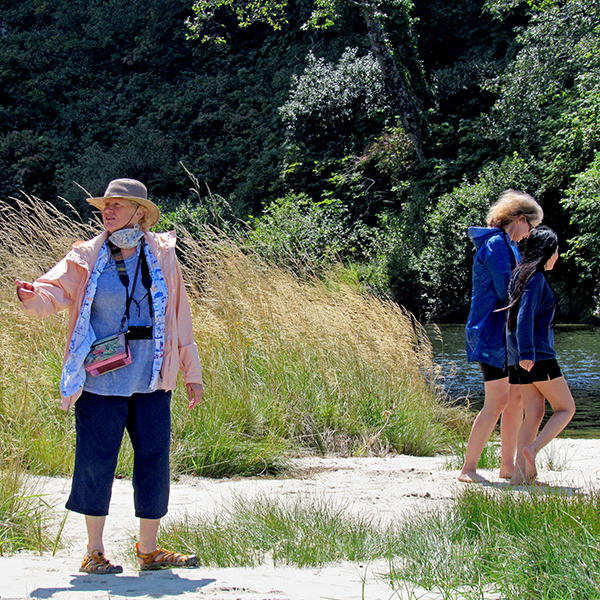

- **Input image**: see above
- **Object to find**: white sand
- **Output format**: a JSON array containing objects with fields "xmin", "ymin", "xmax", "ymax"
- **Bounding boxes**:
[{"xmin": 2, "ymin": 438, "xmax": 600, "ymax": 600}]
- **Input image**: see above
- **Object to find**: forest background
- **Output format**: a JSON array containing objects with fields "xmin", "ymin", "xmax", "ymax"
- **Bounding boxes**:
[{"xmin": 1, "ymin": 0, "xmax": 599, "ymax": 323}]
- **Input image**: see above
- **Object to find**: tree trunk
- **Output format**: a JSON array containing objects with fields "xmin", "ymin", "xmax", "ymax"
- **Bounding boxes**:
[{"xmin": 362, "ymin": 3, "xmax": 425, "ymax": 163}]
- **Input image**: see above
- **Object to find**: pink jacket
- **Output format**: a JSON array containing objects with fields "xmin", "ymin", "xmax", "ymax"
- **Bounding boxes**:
[{"xmin": 19, "ymin": 230, "xmax": 203, "ymax": 411}]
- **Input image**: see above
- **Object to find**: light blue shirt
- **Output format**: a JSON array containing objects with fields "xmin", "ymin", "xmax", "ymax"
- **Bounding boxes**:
[{"xmin": 84, "ymin": 247, "xmax": 154, "ymax": 396}]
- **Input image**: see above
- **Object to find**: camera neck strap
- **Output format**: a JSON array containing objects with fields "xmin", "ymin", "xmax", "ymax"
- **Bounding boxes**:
[{"xmin": 107, "ymin": 238, "xmax": 153, "ymax": 330}]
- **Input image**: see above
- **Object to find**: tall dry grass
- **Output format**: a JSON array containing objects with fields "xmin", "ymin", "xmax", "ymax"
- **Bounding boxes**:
[
  {"xmin": 0, "ymin": 197, "xmax": 96, "ymax": 474},
  {"xmin": 0, "ymin": 195, "xmax": 469, "ymax": 479}
]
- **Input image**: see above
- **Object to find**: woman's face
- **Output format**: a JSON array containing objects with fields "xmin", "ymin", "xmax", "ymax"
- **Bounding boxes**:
[
  {"xmin": 505, "ymin": 214, "xmax": 535, "ymax": 242},
  {"xmin": 514, "ymin": 215, "xmax": 533, "ymax": 242},
  {"xmin": 102, "ymin": 199, "xmax": 142, "ymax": 233},
  {"xmin": 544, "ymin": 247, "xmax": 559, "ymax": 271}
]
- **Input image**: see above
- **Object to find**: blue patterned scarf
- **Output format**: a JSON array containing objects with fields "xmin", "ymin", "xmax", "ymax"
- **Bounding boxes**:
[{"xmin": 60, "ymin": 241, "xmax": 168, "ymax": 397}]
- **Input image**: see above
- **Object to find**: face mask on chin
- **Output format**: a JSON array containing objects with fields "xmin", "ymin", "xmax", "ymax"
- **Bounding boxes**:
[{"xmin": 109, "ymin": 225, "xmax": 144, "ymax": 249}]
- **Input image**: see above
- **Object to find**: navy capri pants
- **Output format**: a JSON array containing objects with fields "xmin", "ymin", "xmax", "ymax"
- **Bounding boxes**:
[{"xmin": 66, "ymin": 389, "xmax": 172, "ymax": 520}]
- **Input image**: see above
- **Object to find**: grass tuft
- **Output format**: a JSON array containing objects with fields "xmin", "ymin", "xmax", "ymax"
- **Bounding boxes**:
[
  {"xmin": 443, "ymin": 439, "xmax": 501, "ymax": 471},
  {"xmin": 0, "ymin": 453, "xmax": 57, "ymax": 554},
  {"xmin": 392, "ymin": 485, "xmax": 600, "ymax": 599},
  {"xmin": 156, "ymin": 485, "xmax": 600, "ymax": 599},
  {"xmin": 158, "ymin": 493, "xmax": 386, "ymax": 568}
]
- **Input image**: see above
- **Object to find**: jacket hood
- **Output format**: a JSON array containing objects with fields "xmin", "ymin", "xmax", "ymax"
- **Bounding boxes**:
[{"xmin": 468, "ymin": 227, "xmax": 504, "ymax": 251}]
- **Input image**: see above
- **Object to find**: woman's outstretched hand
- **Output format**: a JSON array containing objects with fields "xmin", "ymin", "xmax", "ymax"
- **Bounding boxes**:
[
  {"xmin": 15, "ymin": 279, "xmax": 35, "ymax": 301},
  {"xmin": 186, "ymin": 382, "xmax": 204, "ymax": 410}
]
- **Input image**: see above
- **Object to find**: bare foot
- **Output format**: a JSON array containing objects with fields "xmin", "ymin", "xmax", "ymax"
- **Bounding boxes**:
[
  {"xmin": 499, "ymin": 465, "xmax": 514, "ymax": 480},
  {"xmin": 523, "ymin": 445, "xmax": 536, "ymax": 467},
  {"xmin": 511, "ymin": 463, "xmax": 527, "ymax": 485},
  {"xmin": 511, "ymin": 464, "xmax": 539, "ymax": 486},
  {"xmin": 458, "ymin": 470, "xmax": 489, "ymax": 483},
  {"xmin": 525, "ymin": 467, "xmax": 538, "ymax": 482},
  {"xmin": 511, "ymin": 475, "xmax": 542, "ymax": 486},
  {"xmin": 523, "ymin": 446, "xmax": 538, "ymax": 481}
]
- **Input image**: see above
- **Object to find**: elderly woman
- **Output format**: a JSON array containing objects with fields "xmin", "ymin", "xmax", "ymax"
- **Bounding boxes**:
[
  {"xmin": 505, "ymin": 226, "xmax": 575, "ymax": 484},
  {"xmin": 459, "ymin": 190, "xmax": 543, "ymax": 483},
  {"xmin": 16, "ymin": 179, "xmax": 204, "ymax": 573}
]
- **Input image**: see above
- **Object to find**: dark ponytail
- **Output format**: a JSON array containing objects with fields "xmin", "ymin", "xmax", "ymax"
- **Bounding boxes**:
[{"xmin": 506, "ymin": 226, "xmax": 558, "ymax": 331}]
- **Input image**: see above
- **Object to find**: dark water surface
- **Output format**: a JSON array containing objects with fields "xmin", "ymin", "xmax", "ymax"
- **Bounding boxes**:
[{"xmin": 428, "ymin": 324, "xmax": 600, "ymax": 438}]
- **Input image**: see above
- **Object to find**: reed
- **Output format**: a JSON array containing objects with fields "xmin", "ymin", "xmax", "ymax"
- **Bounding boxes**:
[
  {"xmin": 0, "ymin": 197, "xmax": 91, "ymax": 474},
  {"xmin": 0, "ymin": 195, "xmax": 469, "ymax": 479},
  {"xmin": 173, "ymin": 230, "xmax": 471, "ymax": 475}
]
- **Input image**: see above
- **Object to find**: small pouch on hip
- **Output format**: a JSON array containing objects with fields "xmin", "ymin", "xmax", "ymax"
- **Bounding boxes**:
[{"xmin": 84, "ymin": 332, "xmax": 132, "ymax": 377}]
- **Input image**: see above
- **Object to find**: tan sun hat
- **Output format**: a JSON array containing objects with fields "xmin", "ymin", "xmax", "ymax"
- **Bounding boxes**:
[{"xmin": 87, "ymin": 178, "xmax": 160, "ymax": 227}]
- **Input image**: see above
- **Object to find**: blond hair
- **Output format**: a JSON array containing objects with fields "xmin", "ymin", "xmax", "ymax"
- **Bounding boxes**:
[
  {"xmin": 486, "ymin": 189, "xmax": 543, "ymax": 229},
  {"xmin": 120, "ymin": 199, "xmax": 151, "ymax": 231},
  {"xmin": 135, "ymin": 205, "xmax": 151, "ymax": 232}
]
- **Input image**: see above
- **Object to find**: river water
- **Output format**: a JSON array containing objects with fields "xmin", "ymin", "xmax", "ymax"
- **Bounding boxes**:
[{"xmin": 427, "ymin": 324, "xmax": 600, "ymax": 438}]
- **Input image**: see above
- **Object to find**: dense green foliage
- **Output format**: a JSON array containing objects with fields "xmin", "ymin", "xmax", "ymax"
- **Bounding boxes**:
[
  {"xmin": 2, "ymin": 0, "xmax": 599, "ymax": 319},
  {"xmin": 562, "ymin": 155, "xmax": 600, "ymax": 282}
]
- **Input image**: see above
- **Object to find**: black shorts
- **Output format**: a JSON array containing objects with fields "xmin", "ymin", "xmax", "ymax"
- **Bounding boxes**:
[
  {"xmin": 479, "ymin": 362, "xmax": 509, "ymax": 382},
  {"xmin": 508, "ymin": 359, "xmax": 562, "ymax": 385}
]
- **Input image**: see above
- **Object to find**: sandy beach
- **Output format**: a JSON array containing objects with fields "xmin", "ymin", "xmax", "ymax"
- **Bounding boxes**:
[{"xmin": 2, "ymin": 437, "xmax": 600, "ymax": 600}]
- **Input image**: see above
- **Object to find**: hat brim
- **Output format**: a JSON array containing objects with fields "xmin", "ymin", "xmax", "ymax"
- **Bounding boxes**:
[{"xmin": 87, "ymin": 196, "xmax": 160, "ymax": 228}]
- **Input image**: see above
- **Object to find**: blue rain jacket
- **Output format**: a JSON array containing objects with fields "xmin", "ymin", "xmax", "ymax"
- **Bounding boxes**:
[
  {"xmin": 465, "ymin": 227, "xmax": 520, "ymax": 368},
  {"xmin": 507, "ymin": 271, "xmax": 556, "ymax": 366}
]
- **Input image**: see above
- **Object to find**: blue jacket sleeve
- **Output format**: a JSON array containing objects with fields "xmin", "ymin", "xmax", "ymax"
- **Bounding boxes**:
[
  {"xmin": 482, "ymin": 235, "xmax": 515, "ymax": 302},
  {"xmin": 515, "ymin": 275, "xmax": 543, "ymax": 362}
]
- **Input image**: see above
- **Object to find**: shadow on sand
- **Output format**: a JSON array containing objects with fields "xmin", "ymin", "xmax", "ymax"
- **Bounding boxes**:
[
  {"xmin": 30, "ymin": 570, "xmax": 216, "ymax": 599},
  {"xmin": 482, "ymin": 480, "xmax": 581, "ymax": 495}
]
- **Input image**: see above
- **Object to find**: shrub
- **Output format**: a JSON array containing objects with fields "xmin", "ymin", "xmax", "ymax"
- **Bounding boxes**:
[
  {"xmin": 561, "ymin": 151, "xmax": 600, "ymax": 316},
  {"xmin": 246, "ymin": 192, "xmax": 353, "ymax": 276}
]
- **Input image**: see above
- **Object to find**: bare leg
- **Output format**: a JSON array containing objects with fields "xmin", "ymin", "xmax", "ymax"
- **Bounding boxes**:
[
  {"xmin": 136, "ymin": 517, "xmax": 198, "ymax": 569},
  {"xmin": 522, "ymin": 376, "xmax": 575, "ymax": 468},
  {"xmin": 512, "ymin": 384, "xmax": 545, "ymax": 484},
  {"xmin": 499, "ymin": 384, "xmax": 523, "ymax": 479},
  {"xmin": 81, "ymin": 514, "xmax": 122, "ymax": 572},
  {"xmin": 138, "ymin": 518, "xmax": 161, "ymax": 557},
  {"xmin": 459, "ymin": 377, "xmax": 509, "ymax": 482},
  {"xmin": 85, "ymin": 515, "xmax": 107, "ymax": 554}
]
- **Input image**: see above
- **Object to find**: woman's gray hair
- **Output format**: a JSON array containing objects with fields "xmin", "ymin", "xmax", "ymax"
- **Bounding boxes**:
[{"xmin": 487, "ymin": 189, "xmax": 544, "ymax": 229}]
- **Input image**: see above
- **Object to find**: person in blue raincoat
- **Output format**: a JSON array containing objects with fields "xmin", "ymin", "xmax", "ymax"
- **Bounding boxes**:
[{"xmin": 459, "ymin": 190, "xmax": 543, "ymax": 483}]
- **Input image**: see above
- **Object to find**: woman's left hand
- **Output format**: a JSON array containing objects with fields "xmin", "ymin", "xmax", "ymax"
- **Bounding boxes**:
[
  {"xmin": 186, "ymin": 382, "xmax": 204, "ymax": 410},
  {"xmin": 519, "ymin": 359, "xmax": 534, "ymax": 372}
]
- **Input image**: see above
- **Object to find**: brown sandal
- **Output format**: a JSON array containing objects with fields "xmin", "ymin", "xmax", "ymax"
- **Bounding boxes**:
[
  {"xmin": 135, "ymin": 542, "xmax": 198, "ymax": 570},
  {"xmin": 80, "ymin": 549, "xmax": 123, "ymax": 574}
]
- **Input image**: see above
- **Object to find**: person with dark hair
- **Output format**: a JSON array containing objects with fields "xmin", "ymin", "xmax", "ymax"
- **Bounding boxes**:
[
  {"xmin": 459, "ymin": 190, "xmax": 543, "ymax": 483},
  {"xmin": 505, "ymin": 226, "xmax": 575, "ymax": 484}
]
